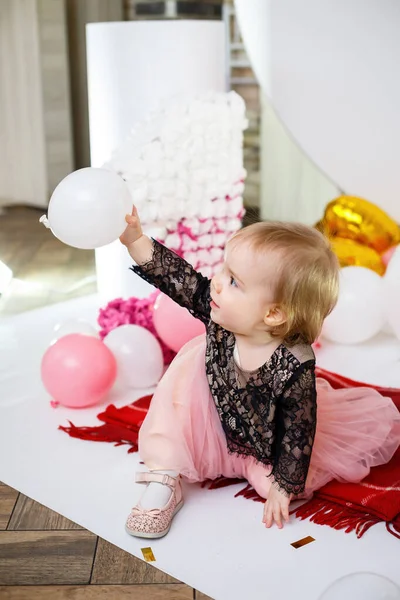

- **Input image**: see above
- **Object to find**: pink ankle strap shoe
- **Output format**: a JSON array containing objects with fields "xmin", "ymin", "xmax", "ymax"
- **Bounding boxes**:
[{"xmin": 125, "ymin": 472, "xmax": 184, "ymax": 539}]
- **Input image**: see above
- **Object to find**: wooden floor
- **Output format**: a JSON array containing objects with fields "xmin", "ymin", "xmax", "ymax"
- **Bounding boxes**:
[
  {"xmin": 0, "ymin": 207, "xmax": 211, "ymax": 599},
  {"xmin": 0, "ymin": 206, "xmax": 97, "ymax": 316}
]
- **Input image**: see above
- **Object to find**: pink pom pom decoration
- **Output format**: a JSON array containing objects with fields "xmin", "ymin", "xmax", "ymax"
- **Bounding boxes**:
[{"xmin": 98, "ymin": 291, "xmax": 176, "ymax": 365}]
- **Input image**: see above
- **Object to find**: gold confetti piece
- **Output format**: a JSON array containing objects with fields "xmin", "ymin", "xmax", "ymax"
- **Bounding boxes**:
[
  {"xmin": 291, "ymin": 535, "xmax": 315, "ymax": 549},
  {"xmin": 141, "ymin": 547, "xmax": 156, "ymax": 562}
]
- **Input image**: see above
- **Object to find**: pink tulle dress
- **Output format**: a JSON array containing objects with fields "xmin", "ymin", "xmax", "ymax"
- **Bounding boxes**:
[
  {"xmin": 139, "ymin": 335, "xmax": 400, "ymax": 499},
  {"xmin": 132, "ymin": 240, "xmax": 400, "ymax": 499}
]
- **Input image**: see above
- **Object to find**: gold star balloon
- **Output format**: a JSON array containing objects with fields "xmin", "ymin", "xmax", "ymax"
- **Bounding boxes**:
[
  {"xmin": 329, "ymin": 237, "xmax": 385, "ymax": 275},
  {"xmin": 320, "ymin": 196, "xmax": 400, "ymax": 254}
]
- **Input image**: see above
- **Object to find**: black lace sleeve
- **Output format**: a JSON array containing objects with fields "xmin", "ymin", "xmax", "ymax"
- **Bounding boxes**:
[
  {"xmin": 270, "ymin": 362, "xmax": 317, "ymax": 497},
  {"xmin": 130, "ymin": 239, "xmax": 211, "ymax": 325}
]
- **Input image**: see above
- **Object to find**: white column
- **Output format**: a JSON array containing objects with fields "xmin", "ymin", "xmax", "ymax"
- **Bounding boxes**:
[{"xmin": 86, "ymin": 21, "xmax": 226, "ymax": 302}]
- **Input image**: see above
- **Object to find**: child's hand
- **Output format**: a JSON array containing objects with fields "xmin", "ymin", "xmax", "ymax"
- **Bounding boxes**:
[
  {"xmin": 119, "ymin": 206, "xmax": 143, "ymax": 247},
  {"xmin": 263, "ymin": 485, "xmax": 291, "ymax": 529}
]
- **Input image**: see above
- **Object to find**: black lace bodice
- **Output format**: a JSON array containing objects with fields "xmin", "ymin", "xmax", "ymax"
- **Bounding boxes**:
[{"xmin": 131, "ymin": 239, "xmax": 317, "ymax": 496}]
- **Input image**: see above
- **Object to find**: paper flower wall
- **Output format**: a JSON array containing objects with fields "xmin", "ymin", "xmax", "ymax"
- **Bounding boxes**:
[{"xmin": 104, "ymin": 91, "xmax": 248, "ymax": 276}]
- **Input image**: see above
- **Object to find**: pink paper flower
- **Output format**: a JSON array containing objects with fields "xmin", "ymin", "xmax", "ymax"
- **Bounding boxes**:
[{"xmin": 98, "ymin": 291, "xmax": 176, "ymax": 365}]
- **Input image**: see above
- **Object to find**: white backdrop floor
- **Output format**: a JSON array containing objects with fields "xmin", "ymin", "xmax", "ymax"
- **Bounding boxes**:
[{"xmin": 0, "ymin": 294, "xmax": 399, "ymax": 600}]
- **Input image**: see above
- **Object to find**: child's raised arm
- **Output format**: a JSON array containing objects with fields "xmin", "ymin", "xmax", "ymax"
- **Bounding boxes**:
[
  {"xmin": 120, "ymin": 206, "xmax": 153, "ymax": 265},
  {"xmin": 120, "ymin": 207, "xmax": 211, "ymax": 325}
]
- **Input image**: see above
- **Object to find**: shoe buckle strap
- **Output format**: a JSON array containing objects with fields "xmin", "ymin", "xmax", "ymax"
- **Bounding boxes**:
[{"xmin": 135, "ymin": 472, "xmax": 177, "ymax": 487}]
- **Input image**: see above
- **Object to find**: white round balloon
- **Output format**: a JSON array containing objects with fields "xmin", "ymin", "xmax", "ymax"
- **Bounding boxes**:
[
  {"xmin": 234, "ymin": 0, "xmax": 400, "ymax": 220},
  {"xmin": 319, "ymin": 572, "xmax": 400, "ymax": 600},
  {"xmin": 45, "ymin": 168, "xmax": 132, "ymax": 249},
  {"xmin": 322, "ymin": 267, "xmax": 384, "ymax": 345},
  {"xmin": 104, "ymin": 324, "xmax": 163, "ymax": 389},
  {"xmin": 51, "ymin": 319, "xmax": 98, "ymax": 345},
  {"xmin": 383, "ymin": 246, "xmax": 400, "ymax": 341}
]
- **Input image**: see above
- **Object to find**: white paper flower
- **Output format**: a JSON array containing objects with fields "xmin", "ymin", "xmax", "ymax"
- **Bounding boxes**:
[{"xmin": 104, "ymin": 91, "xmax": 246, "ymax": 231}]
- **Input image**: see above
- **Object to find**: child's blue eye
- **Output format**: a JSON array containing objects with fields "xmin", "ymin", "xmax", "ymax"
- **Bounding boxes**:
[{"xmin": 230, "ymin": 276, "xmax": 238, "ymax": 287}]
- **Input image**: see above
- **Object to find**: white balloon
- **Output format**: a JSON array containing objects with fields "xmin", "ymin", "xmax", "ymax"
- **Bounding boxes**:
[
  {"xmin": 381, "ymin": 320, "xmax": 394, "ymax": 336},
  {"xmin": 104, "ymin": 324, "xmax": 163, "ymax": 389},
  {"xmin": 235, "ymin": 0, "xmax": 400, "ymax": 220},
  {"xmin": 319, "ymin": 572, "xmax": 400, "ymax": 600},
  {"xmin": 383, "ymin": 247, "xmax": 400, "ymax": 341},
  {"xmin": 51, "ymin": 319, "xmax": 98, "ymax": 344},
  {"xmin": 44, "ymin": 168, "xmax": 133, "ymax": 249},
  {"xmin": 322, "ymin": 267, "xmax": 384, "ymax": 345}
]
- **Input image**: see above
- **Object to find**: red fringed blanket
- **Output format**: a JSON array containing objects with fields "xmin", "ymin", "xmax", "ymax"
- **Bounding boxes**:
[
  {"xmin": 59, "ymin": 395, "xmax": 152, "ymax": 453},
  {"xmin": 201, "ymin": 447, "xmax": 400, "ymax": 539},
  {"xmin": 59, "ymin": 367, "xmax": 400, "ymax": 538},
  {"xmin": 294, "ymin": 447, "xmax": 400, "ymax": 539}
]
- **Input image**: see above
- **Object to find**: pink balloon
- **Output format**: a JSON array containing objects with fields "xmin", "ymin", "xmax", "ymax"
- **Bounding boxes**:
[
  {"xmin": 382, "ymin": 245, "xmax": 398, "ymax": 267},
  {"xmin": 41, "ymin": 334, "xmax": 117, "ymax": 408},
  {"xmin": 153, "ymin": 293, "xmax": 205, "ymax": 353}
]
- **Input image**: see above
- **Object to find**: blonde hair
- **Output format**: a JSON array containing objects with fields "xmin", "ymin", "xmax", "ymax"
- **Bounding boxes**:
[{"xmin": 228, "ymin": 221, "xmax": 339, "ymax": 345}]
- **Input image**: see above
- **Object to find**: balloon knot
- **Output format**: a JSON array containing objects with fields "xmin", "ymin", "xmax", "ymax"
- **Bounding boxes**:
[{"xmin": 39, "ymin": 215, "xmax": 51, "ymax": 228}]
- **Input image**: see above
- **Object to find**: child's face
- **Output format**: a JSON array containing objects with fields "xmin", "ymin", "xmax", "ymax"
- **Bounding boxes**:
[{"xmin": 210, "ymin": 243, "xmax": 282, "ymax": 336}]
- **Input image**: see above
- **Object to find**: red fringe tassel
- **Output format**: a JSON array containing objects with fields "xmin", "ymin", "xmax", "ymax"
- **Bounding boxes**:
[
  {"xmin": 58, "ymin": 422, "xmax": 139, "ymax": 454},
  {"xmin": 234, "ymin": 483, "xmax": 265, "ymax": 503},
  {"xmin": 201, "ymin": 477, "xmax": 246, "ymax": 490},
  {"xmin": 386, "ymin": 517, "xmax": 400, "ymax": 540},
  {"xmin": 201, "ymin": 478, "xmax": 400, "ymax": 539},
  {"xmin": 292, "ymin": 497, "xmax": 395, "ymax": 539}
]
